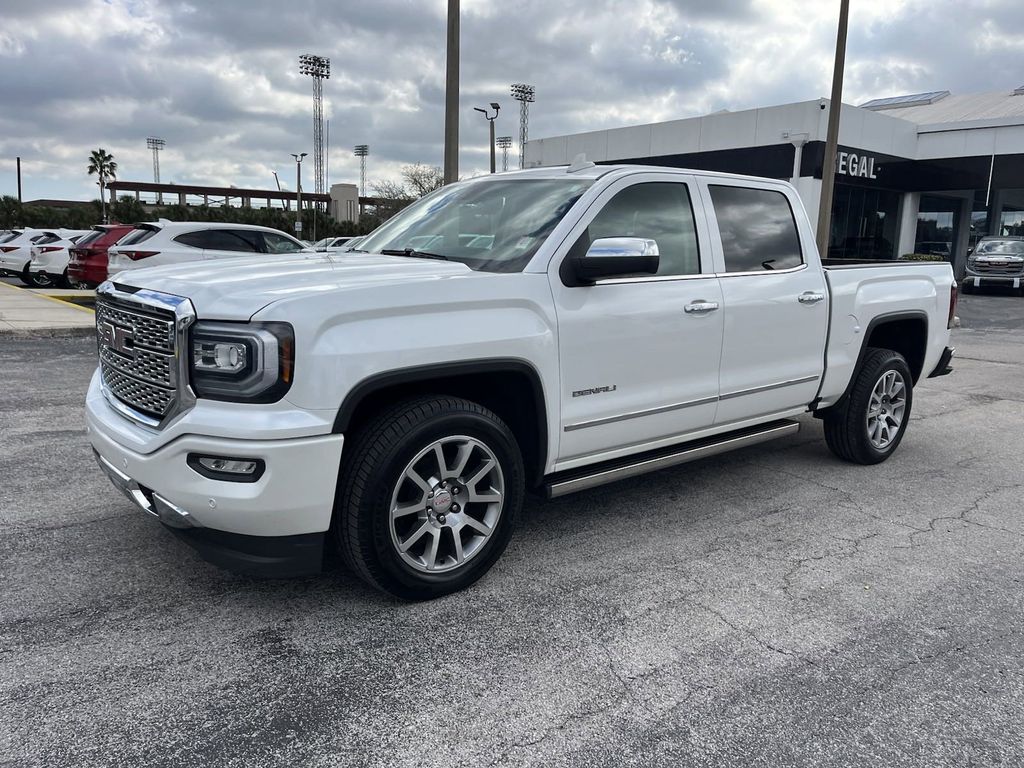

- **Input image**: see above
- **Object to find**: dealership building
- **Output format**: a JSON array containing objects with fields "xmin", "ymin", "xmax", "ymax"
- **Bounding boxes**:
[{"xmin": 525, "ymin": 89, "xmax": 1024, "ymax": 273}]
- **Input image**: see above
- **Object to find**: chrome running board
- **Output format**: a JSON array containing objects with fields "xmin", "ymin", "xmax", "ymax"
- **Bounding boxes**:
[{"xmin": 544, "ymin": 419, "xmax": 800, "ymax": 499}]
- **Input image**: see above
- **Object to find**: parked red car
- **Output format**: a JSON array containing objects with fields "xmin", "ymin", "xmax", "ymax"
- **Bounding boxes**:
[{"xmin": 67, "ymin": 224, "xmax": 135, "ymax": 288}]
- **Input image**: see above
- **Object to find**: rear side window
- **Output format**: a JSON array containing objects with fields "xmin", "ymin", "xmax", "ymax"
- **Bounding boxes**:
[
  {"xmin": 710, "ymin": 186, "xmax": 803, "ymax": 273},
  {"xmin": 119, "ymin": 228, "xmax": 160, "ymax": 246},
  {"xmin": 35, "ymin": 233, "xmax": 61, "ymax": 244},
  {"xmin": 74, "ymin": 230, "xmax": 103, "ymax": 248},
  {"xmin": 174, "ymin": 229, "xmax": 261, "ymax": 252},
  {"xmin": 581, "ymin": 182, "xmax": 701, "ymax": 277}
]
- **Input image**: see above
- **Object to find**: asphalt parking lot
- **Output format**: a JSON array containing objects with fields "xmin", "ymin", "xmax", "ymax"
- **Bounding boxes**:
[{"xmin": 2, "ymin": 292, "xmax": 1023, "ymax": 767}]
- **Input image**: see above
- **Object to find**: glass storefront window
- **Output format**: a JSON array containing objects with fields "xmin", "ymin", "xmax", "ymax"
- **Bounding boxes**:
[
  {"xmin": 915, "ymin": 195, "xmax": 960, "ymax": 259},
  {"xmin": 828, "ymin": 183, "xmax": 900, "ymax": 260}
]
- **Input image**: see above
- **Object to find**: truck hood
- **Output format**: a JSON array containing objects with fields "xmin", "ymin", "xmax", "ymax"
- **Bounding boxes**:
[{"xmin": 110, "ymin": 253, "xmax": 475, "ymax": 319}]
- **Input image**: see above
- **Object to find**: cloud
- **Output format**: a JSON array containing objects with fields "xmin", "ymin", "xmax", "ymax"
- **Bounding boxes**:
[{"xmin": 0, "ymin": 0, "xmax": 1021, "ymax": 201}]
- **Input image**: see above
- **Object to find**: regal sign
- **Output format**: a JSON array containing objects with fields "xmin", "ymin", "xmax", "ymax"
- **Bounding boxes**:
[{"xmin": 836, "ymin": 151, "xmax": 879, "ymax": 179}]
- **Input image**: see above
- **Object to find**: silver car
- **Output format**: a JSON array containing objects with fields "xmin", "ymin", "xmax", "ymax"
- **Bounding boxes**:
[{"xmin": 963, "ymin": 237, "xmax": 1024, "ymax": 295}]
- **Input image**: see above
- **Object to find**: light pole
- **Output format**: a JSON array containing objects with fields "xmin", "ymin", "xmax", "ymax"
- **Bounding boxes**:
[
  {"xmin": 510, "ymin": 83, "xmax": 535, "ymax": 169},
  {"xmin": 474, "ymin": 103, "xmax": 500, "ymax": 173},
  {"xmin": 443, "ymin": 0, "xmax": 460, "ymax": 184},
  {"xmin": 354, "ymin": 144, "xmax": 369, "ymax": 196},
  {"xmin": 298, "ymin": 54, "xmax": 330, "ymax": 207},
  {"xmin": 815, "ymin": 0, "xmax": 850, "ymax": 260},
  {"xmin": 496, "ymin": 137, "xmax": 512, "ymax": 172},
  {"xmin": 291, "ymin": 152, "xmax": 307, "ymax": 238},
  {"xmin": 146, "ymin": 137, "xmax": 165, "ymax": 203}
]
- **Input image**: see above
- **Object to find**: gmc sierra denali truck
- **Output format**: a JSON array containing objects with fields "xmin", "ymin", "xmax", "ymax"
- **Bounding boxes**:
[{"xmin": 87, "ymin": 163, "xmax": 956, "ymax": 599}]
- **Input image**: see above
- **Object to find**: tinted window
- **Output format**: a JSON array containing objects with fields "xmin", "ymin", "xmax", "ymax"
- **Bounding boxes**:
[
  {"xmin": 36, "ymin": 233, "xmax": 61, "ymax": 244},
  {"xmin": 710, "ymin": 186, "xmax": 802, "ymax": 272},
  {"xmin": 262, "ymin": 232, "xmax": 304, "ymax": 254},
  {"xmin": 119, "ymin": 228, "xmax": 159, "ymax": 246},
  {"xmin": 0, "ymin": 231, "xmax": 19, "ymax": 243},
  {"xmin": 74, "ymin": 230, "xmax": 104, "ymax": 248},
  {"xmin": 581, "ymin": 182, "xmax": 700, "ymax": 277},
  {"xmin": 174, "ymin": 229, "xmax": 261, "ymax": 252}
]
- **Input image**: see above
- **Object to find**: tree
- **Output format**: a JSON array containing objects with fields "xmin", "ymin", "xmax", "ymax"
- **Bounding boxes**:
[
  {"xmin": 401, "ymin": 163, "xmax": 444, "ymax": 197},
  {"xmin": 87, "ymin": 148, "xmax": 117, "ymax": 224}
]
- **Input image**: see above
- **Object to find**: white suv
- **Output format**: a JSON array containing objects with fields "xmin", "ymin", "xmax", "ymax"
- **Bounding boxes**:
[{"xmin": 107, "ymin": 222, "xmax": 307, "ymax": 274}]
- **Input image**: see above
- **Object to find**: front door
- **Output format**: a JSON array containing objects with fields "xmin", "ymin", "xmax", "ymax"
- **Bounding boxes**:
[{"xmin": 549, "ymin": 175, "xmax": 724, "ymax": 469}]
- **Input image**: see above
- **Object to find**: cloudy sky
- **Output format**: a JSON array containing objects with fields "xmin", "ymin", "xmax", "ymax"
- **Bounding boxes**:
[{"xmin": 2, "ymin": 0, "xmax": 1022, "ymax": 202}]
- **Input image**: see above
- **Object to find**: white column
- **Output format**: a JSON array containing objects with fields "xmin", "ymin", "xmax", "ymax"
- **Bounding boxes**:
[{"xmin": 897, "ymin": 192, "xmax": 920, "ymax": 257}]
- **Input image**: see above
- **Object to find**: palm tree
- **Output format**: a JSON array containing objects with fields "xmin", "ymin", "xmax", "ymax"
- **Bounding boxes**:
[{"xmin": 87, "ymin": 148, "xmax": 117, "ymax": 223}]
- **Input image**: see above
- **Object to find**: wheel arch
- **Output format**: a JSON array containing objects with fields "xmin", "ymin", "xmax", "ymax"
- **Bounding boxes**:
[
  {"xmin": 333, "ymin": 358, "xmax": 549, "ymax": 487},
  {"xmin": 818, "ymin": 310, "xmax": 928, "ymax": 415}
]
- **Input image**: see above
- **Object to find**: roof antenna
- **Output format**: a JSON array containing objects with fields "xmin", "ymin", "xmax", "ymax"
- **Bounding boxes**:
[{"xmin": 567, "ymin": 153, "xmax": 595, "ymax": 173}]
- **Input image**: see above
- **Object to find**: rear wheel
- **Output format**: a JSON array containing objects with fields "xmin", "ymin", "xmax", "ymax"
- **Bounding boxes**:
[
  {"xmin": 824, "ymin": 347, "xmax": 913, "ymax": 465},
  {"xmin": 20, "ymin": 264, "xmax": 55, "ymax": 288},
  {"xmin": 334, "ymin": 395, "xmax": 524, "ymax": 600}
]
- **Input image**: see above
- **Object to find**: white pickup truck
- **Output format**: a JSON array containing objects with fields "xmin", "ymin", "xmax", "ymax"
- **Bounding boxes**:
[{"xmin": 87, "ymin": 163, "xmax": 956, "ymax": 599}]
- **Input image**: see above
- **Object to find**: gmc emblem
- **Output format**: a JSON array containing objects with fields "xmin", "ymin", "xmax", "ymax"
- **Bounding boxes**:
[{"xmin": 100, "ymin": 321, "xmax": 135, "ymax": 359}]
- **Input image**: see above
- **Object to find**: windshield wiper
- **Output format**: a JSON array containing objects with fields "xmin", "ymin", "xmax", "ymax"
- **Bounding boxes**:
[{"xmin": 381, "ymin": 248, "xmax": 449, "ymax": 261}]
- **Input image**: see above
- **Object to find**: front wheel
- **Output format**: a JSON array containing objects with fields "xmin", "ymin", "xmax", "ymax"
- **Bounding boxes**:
[
  {"xmin": 335, "ymin": 395, "xmax": 524, "ymax": 600},
  {"xmin": 823, "ymin": 347, "xmax": 913, "ymax": 465}
]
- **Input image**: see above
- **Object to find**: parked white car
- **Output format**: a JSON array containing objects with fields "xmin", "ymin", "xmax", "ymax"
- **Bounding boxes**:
[
  {"xmin": 106, "ymin": 222, "xmax": 307, "ymax": 274},
  {"xmin": 312, "ymin": 236, "xmax": 358, "ymax": 252},
  {"xmin": 0, "ymin": 228, "xmax": 53, "ymax": 286},
  {"xmin": 87, "ymin": 164, "xmax": 956, "ymax": 599},
  {"xmin": 27, "ymin": 229, "xmax": 93, "ymax": 287}
]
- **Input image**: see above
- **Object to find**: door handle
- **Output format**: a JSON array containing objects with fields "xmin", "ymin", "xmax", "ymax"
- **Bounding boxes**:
[
  {"xmin": 684, "ymin": 300, "xmax": 720, "ymax": 314},
  {"xmin": 798, "ymin": 291, "xmax": 825, "ymax": 305}
]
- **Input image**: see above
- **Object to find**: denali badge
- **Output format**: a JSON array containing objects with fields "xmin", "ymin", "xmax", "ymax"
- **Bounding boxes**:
[
  {"xmin": 100, "ymin": 321, "xmax": 135, "ymax": 359},
  {"xmin": 572, "ymin": 385, "xmax": 617, "ymax": 398}
]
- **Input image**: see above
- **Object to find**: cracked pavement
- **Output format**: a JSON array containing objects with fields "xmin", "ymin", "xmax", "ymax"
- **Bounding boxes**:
[{"xmin": 2, "ymin": 292, "xmax": 1023, "ymax": 767}]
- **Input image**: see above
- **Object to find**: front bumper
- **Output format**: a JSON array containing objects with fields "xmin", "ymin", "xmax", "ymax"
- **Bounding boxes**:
[
  {"xmin": 963, "ymin": 273, "xmax": 1021, "ymax": 288},
  {"xmin": 88, "ymin": 381, "xmax": 345, "ymax": 576}
]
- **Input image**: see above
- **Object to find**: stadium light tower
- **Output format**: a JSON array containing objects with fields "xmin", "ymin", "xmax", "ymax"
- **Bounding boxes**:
[
  {"xmin": 299, "ymin": 54, "xmax": 330, "ymax": 210},
  {"xmin": 510, "ymin": 83, "xmax": 535, "ymax": 169},
  {"xmin": 353, "ymin": 144, "xmax": 369, "ymax": 196},
  {"xmin": 146, "ymin": 137, "xmax": 165, "ymax": 203},
  {"xmin": 496, "ymin": 136, "xmax": 513, "ymax": 172}
]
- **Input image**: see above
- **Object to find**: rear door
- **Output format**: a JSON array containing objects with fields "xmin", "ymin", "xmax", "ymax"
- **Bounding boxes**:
[
  {"xmin": 698, "ymin": 180, "xmax": 828, "ymax": 426},
  {"xmin": 549, "ymin": 173, "xmax": 724, "ymax": 467}
]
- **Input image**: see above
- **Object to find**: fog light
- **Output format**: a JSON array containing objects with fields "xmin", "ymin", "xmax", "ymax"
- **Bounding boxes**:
[
  {"xmin": 199, "ymin": 457, "xmax": 257, "ymax": 474},
  {"xmin": 187, "ymin": 453, "xmax": 265, "ymax": 482},
  {"xmin": 193, "ymin": 341, "xmax": 248, "ymax": 373}
]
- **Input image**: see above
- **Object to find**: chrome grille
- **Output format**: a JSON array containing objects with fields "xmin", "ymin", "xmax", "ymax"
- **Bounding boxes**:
[
  {"xmin": 971, "ymin": 260, "xmax": 1023, "ymax": 276},
  {"xmin": 95, "ymin": 301, "xmax": 174, "ymax": 352},
  {"xmin": 96, "ymin": 294, "xmax": 177, "ymax": 420}
]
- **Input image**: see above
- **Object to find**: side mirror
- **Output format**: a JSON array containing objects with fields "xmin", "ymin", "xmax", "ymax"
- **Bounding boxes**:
[{"xmin": 574, "ymin": 237, "xmax": 659, "ymax": 283}]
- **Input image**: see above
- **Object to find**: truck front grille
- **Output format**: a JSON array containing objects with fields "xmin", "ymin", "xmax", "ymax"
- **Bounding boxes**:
[
  {"xmin": 96, "ymin": 294, "xmax": 178, "ymax": 420},
  {"xmin": 971, "ymin": 261, "xmax": 1023, "ymax": 276}
]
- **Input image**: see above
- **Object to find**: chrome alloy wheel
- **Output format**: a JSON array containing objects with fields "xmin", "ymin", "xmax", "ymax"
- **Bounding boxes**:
[
  {"xmin": 866, "ymin": 369, "xmax": 907, "ymax": 450},
  {"xmin": 388, "ymin": 435, "xmax": 505, "ymax": 574}
]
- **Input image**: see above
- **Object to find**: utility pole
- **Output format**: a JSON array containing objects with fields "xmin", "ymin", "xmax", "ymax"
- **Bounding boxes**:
[
  {"xmin": 815, "ymin": 0, "xmax": 850, "ymax": 260},
  {"xmin": 443, "ymin": 0, "xmax": 460, "ymax": 184}
]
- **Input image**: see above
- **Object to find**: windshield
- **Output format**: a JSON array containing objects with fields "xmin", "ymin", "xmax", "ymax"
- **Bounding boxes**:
[
  {"xmin": 312, "ymin": 237, "xmax": 332, "ymax": 249},
  {"xmin": 977, "ymin": 239, "xmax": 1024, "ymax": 255},
  {"xmin": 74, "ymin": 230, "xmax": 104, "ymax": 248},
  {"xmin": 0, "ymin": 231, "xmax": 21, "ymax": 244},
  {"xmin": 356, "ymin": 178, "xmax": 593, "ymax": 273}
]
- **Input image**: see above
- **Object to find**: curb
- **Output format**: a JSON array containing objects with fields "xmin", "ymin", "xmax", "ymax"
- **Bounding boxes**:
[{"xmin": 0, "ymin": 326, "xmax": 95, "ymax": 339}]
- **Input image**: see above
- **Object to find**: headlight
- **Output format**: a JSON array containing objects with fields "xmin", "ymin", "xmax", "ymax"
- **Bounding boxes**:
[{"xmin": 189, "ymin": 321, "xmax": 294, "ymax": 402}]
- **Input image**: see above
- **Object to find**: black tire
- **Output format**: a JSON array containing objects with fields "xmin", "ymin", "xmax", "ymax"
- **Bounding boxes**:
[
  {"xmin": 20, "ymin": 264, "xmax": 55, "ymax": 288},
  {"xmin": 823, "ymin": 347, "xmax": 914, "ymax": 465},
  {"xmin": 334, "ymin": 395, "xmax": 524, "ymax": 600}
]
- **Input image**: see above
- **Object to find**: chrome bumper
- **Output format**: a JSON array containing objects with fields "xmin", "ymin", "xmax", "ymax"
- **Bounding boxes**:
[{"xmin": 94, "ymin": 450, "xmax": 202, "ymax": 529}]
